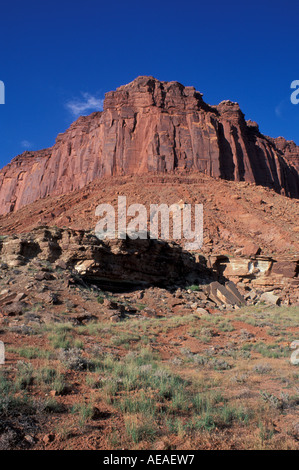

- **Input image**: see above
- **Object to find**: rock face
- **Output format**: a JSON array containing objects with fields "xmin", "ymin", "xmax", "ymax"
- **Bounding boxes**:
[
  {"xmin": 0, "ymin": 76, "xmax": 299, "ymax": 216},
  {"xmin": 0, "ymin": 227, "xmax": 210, "ymax": 287},
  {"xmin": 270, "ymin": 136, "xmax": 299, "ymax": 171},
  {"xmin": 209, "ymin": 253, "xmax": 299, "ymax": 305},
  {"xmin": 0, "ymin": 226, "xmax": 297, "ymax": 304}
]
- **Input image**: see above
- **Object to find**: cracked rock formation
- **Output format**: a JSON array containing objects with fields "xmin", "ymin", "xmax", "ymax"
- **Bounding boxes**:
[
  {"xmin": 0, "ymin": 76, "xmax": 299, "ymax": 216},
  {"xmin": 0, "ymin": 226, "xmax": 297, "ymax": 304},
  {"xmin": 0, "ymin": 227, "xmax": 210, "ymax": 287}
]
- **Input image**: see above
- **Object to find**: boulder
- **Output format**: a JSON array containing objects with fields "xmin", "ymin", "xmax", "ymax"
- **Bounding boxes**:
[
  {"xmin": 260, "ymin": 291, "xmax": 281, "ymax": 305},
  {"xmin": 205, "ymin": 281, "xmax": 245, "ymax": 307},
  {"xmin": 2, "ymin": 301, "xmax": 27, "ymax": 316}
]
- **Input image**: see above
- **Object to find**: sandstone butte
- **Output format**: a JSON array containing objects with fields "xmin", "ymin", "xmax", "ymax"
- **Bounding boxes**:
[{"xmin": 0, "ymin": 75, "xmax": 299, "ymax": 216}]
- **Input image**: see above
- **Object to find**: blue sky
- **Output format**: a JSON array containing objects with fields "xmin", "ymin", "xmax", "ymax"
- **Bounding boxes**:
[{"xmin": 0, "ymin": 0, "xmax": 298, "ymax": 168}]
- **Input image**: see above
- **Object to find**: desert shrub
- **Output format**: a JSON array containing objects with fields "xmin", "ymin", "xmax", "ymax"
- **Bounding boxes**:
[
  {"xmin": 8, "ymin": 346, "xmax": 52, "ymax": 359},
  {"xmin": 259, "ymin": 391, "xmax": 291, "ymax": 410},
  {"xmin": 35, "ymin": 367, "xmax": 67, "ymax": 394},
  {"xmin": 253, "ymin": 363, "xmax": 272, "ymax": 374},
  {"xmin": 0, "ymin": 371, "xmax": 35, "ymax": 416},
  {"xmin": 59, "ymin": 348, "xmax": 90, "ymax": 371},
  {"xmin": 116, "ymin": 392, "xmax": 156, "ymax": 415},
  {"xmin": 253, "ymin": 342, "xmax": 289, "ymax": 359},
  {"xmin": 210, "ymin": 358, "xmax": 232, "ymax": 370},
  {"xmin": 37, "ymin": 397, "xmax": 65, "ymax": 414},
  {"xmin": 71, "ymin": 401, "xmax": 95, "ymax": 427},
  {"xmin": 186, "ymin": 285, "xmax": 200, "ymax": 292},
  {"xmin": 14, "ymin": 362, "xmax": 34, "ymax": 390},
  {"xmin": 124, "ymin": 415, "xmax": 157, "ymax": 443},
  {"xmin": 111, "ymin": 332, "xmax": 141, "ymax": 346}
]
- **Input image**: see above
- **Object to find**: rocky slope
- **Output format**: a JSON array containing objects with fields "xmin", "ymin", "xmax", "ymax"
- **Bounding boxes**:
[
  {"xmin": 0, "ymin": 226, "xmax": 297, "ymax": 307},
  {"xmin": 0, "ymin": 175, "xmax": 298, "ymax": 304},
  {"xmin": 0, "ymin": 173, "xmax": 298, "ymax": 258},
  {"xmin": 0, "ymin": 76, "xmax": 299, "ymax": 216},
  {"xmin": 0, "ymin": 226, "xmax": 210, "ymax": 288}
]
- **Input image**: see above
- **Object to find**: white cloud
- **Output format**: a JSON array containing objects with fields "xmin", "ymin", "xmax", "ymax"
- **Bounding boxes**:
[
  {"xmin": 65, "ymin": 92, "xmax": 104, "ymax": 117},
  {"xmin": 21, "ymin": 140, "xmax": 33, "ymax": 149},
  {"xmin": 275, "ymin": 100, "xmax": 285, "ymax": 118},
  {"xmin": 275, "ymin": 97, "xmax": 294, "ymax": 119}
]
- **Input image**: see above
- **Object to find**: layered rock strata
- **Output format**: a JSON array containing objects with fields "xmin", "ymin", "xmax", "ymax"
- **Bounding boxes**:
[{"xmin": 1, "ymin": 76, "xmax": 299, "ymax": 216}]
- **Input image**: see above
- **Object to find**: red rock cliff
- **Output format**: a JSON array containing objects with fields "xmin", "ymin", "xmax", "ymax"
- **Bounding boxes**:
[
  {"xmin": 0, "ymin": 76, "xmax": 299, "ymax": 215},
  {"xmin": 269, "ymin": 136, "xmax": 299, "ymax": 171}
]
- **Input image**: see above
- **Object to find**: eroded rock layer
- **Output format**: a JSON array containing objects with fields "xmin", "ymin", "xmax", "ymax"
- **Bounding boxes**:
[
  {"xmin": 1, "ymin": 76, "xmax": 299, "ymax": 215},
  {"xmin": 0, "ymin": 227, "xmax": 297, "ymax": 304},
  {"xmin": 0, "ymin": 226, "xmax": 209, "ymax": 287}
]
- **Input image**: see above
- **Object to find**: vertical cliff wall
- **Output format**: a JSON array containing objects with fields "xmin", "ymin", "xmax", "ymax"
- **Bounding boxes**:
[{"xmin": 0, "ymin": 75, "xmax": 298, "ymax": 215}]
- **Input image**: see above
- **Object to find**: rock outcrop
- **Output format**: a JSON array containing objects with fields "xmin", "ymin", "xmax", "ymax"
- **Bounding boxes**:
[
  {"xmin": 0, "ymin": 227, "xmax": 210, "ymax": 288},
  {"xmin": 0, "ymin": 76, "xmax": 299, "ymax": 216},
  {"xmin": 209, "ymin": 253, "xmax": 299, "ymax": 305},
  {"xmin": 270, "ymin": 136, "xmax": 299, "ymax": 171},
  {"xmin": 0, "ymin": 226, "xmax": 297, "ymax": 304}
]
